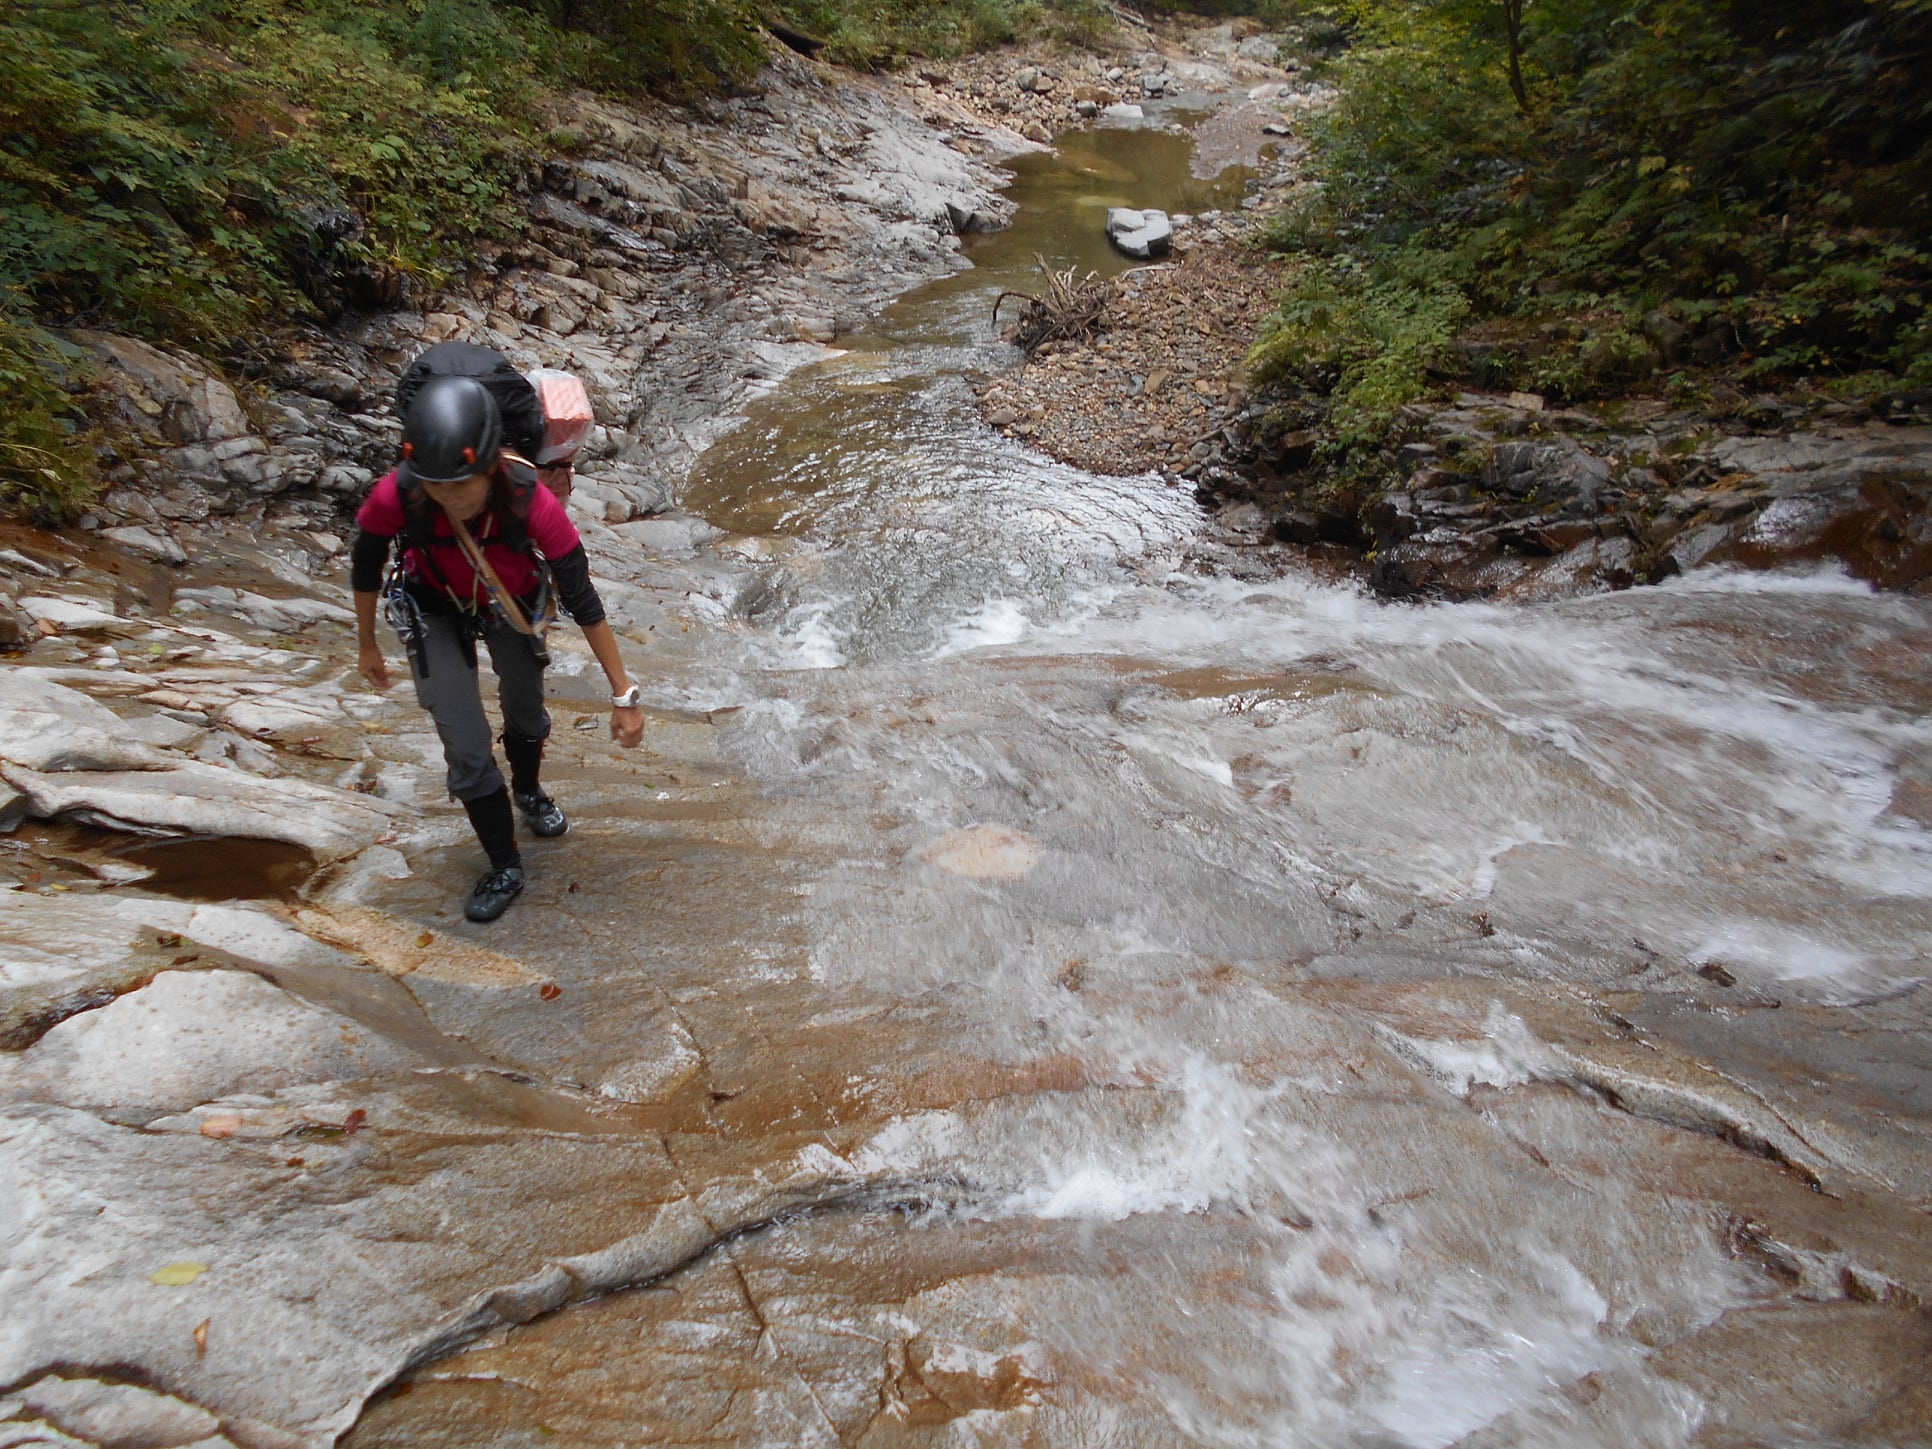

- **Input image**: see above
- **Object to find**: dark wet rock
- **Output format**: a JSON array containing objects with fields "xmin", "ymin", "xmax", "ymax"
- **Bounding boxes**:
[{"xmin": 1484, "ymin": 436, "xmax": 1610, "ymax": 513}]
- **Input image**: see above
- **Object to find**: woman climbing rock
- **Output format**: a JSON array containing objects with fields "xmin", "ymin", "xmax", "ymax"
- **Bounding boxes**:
[{"xmin": 349, "ymin": 373, "xmax": 645, "ymax": 921}]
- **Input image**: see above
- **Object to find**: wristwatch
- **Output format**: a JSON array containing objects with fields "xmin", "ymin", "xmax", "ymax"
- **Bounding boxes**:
[{"xmin": 611, "ymin": 683, "xmax": 642, "ymax": 709}]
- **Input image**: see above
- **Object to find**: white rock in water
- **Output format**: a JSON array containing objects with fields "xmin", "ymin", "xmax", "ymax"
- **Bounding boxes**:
[
  {"xmin": 0, "ymin": 893, "xmax": 176, "ymax": 1050},
  {"xmin": 1105, "ymin": 206, "xmax": 1174, "ymax": 259},
  {"xmin": 1101, "ymin": 102, "xmax": 1145, "ymax": 121}
]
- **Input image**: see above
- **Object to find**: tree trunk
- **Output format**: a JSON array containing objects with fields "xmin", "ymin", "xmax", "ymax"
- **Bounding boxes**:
[{"xmin": 1502, "ymin": 0, "xmax": 1530, "ymax": 113}]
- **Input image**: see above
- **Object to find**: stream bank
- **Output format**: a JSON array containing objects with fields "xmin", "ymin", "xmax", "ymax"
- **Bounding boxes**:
[{"xmin": 949, "ymin": 32, "xmax": 1932, "ymax": 604}]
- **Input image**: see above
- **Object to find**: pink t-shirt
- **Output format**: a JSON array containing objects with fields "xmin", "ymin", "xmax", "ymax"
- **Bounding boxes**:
[{"xmin": 356, "ymin": 467, "xmax": 582, "ymax": 602}]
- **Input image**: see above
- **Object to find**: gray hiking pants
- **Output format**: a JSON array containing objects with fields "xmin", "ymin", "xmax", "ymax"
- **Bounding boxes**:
[{"xmin": 406, "ymin": 607, "xmax": 551, "ymax": 802}]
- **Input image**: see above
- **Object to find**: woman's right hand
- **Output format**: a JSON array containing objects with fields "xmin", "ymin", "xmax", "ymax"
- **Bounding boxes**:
[{"xmin": 358, "ymin": 643, "xmax": 394, "ymax": 691}]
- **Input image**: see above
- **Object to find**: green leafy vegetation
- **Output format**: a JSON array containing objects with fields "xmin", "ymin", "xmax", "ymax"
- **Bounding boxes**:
[
  {"xmin": 1250, "ymin": 0, "xmax": 1932, "ymax": 460},
  {"xmin": 1, "ymin": 0, "xmax": 560, "ymax": 517},
  {"xmin": 768, "ymin": 0, "xmax": 1116, "ymax": 69},
  {"xmin": 0, "ymin": 0, "xmax": 1133, "ymax": 519}
]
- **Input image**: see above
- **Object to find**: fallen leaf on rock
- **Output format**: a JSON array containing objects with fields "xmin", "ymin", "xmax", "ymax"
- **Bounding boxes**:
[
  {"xmin": 199, "ymin": 1114, "xmax": 242, "ymax": 1139},
  {"xmin": 416, "ymin": 931, "xmax": 434, "ymax": 948},
  {"xmin": 157, "ymin": 933, "xmax": 183, "ymax": 948},
  {"xmin": 171, "ymin": 953, "xmax": 199, "ymax": 965},
  {"xmin": 567, "ymin": 881, "xmax": 581, "ymax": 894},
  {"xmin": 540, "ymin": 982, "xmax": 562, "ymax": 1001},
  {"xmin": 150, "ymin": 1262, "xmax": 208, "ymax": 1286},
  {"xmin": 342, "ymin": 1108, "xmax": 367, "ymax": 1135},
  {"xmin": 193, "ymin": 1319, "xmax": 210, "ymax": 1356}
]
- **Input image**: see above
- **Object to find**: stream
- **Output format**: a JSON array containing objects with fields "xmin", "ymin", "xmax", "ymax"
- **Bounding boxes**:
[{"xmin": 341, "ymin": 117, "xmax": 1932, "ymax": 1447}]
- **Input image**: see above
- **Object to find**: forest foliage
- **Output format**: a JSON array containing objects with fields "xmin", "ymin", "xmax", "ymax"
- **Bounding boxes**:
[
  {"xmin": 0, "ymin": 0, "xmax": 1104, "ymax": 517},
  {"xmin": 1250, "ymin": 0, "xmax": 1932, "ymax": 456}
]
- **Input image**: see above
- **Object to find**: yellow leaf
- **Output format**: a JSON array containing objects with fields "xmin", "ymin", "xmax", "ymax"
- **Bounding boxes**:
[
  {"xmin": 1637, "ymin": 155, "xmax": 1667, "ymax": 177},
  {"xmin": 416, "ymin": 931, "xmax": 434, "ymax": 948},
  {"xmin": 150, "ymin": 1261, "xmax": 208, "ymax": 1286}
]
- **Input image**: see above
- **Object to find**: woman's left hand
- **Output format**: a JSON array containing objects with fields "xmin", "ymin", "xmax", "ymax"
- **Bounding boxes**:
[{"xmin": 611, "ymin": 704, "xmax": 644, "ymax": 749}]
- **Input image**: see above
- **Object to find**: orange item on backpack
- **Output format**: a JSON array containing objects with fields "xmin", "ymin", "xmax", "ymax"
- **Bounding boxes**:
[{"xmin": 527, "ymin": 369, "xmax": 594, "ymax": 466}]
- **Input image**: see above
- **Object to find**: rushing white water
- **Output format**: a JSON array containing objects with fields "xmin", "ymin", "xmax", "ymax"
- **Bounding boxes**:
[{"xmin": 649, "ymin": 119, "xmax": 1932, "ymax": 1447}]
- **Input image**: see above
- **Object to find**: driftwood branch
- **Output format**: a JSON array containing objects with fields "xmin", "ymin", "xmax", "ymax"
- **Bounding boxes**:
[{"xmin": 993, "ymin": 253, "xmax": 1115, "ymax": 355}]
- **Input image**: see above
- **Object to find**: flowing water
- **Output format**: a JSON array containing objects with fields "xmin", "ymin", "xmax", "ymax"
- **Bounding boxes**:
[{"xmin": 351, "ymin": 119, "xmax": 1932, "ymax": 1447}]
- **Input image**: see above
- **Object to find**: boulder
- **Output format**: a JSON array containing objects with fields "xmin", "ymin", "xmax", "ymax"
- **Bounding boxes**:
[
  {"xmin": 69, "ymin": 331, "xmax": 249, "ymax": 444},
  {"xmin": 1105, "ymin": 207, "xmax": 1173, "ymax": 259},
  {"xmin": 1484, "ymin": 437, "xmax": 1610, "ymax": 514},
  {"xmin": 0, "ymin": 673, "xmax": 168, "ymax": 774},
  {"xmin": 0, "ymin": 760, "xmax": 402, "ymax": 862}
]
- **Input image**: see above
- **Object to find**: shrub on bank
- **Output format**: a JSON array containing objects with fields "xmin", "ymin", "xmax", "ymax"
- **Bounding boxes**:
[{"xmin": 1249, "ymin": 0, "xmax": 1932, "ymax": 465}]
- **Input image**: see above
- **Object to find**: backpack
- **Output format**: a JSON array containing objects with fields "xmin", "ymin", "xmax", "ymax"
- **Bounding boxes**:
[{"xmin": 395, "ymin": 341, "xmax": 546, "ymax": 463}]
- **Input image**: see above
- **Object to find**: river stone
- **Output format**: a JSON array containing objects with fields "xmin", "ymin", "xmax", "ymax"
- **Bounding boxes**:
[
  {"xmin": 0, "ymin": 1079, "xmax": 888, "ymax": 1447},
  {"xmin": 69, "ymin": 330, "xmax": 250, "ymax": 445},
  {"xmin": 0, "ymin": 969, "xmax": 423, "ymax": 1117},
  {"xmin": 1105, "ymin": 207, "xmax": 1173, "ymax": 259},
  {"xmin": 0, "ymin": 673, "xmax": 169, "ymax": 773},
  {"xmin": 0, "ymin": 760, "xmax": 401, "ymax": 862}
]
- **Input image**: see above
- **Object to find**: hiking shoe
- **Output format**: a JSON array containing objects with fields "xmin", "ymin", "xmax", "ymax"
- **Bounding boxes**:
[
  {"xmin": 514, "ymin": 789, "xmax": 569, "ymax": 838},
  {"xmin": 464, "ymin": 865, "xmax": 525, "ymax": 922}
]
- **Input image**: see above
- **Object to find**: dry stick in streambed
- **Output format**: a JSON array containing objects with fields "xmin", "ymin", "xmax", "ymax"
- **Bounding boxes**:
[{"xmin": 993, "ymin": 253, "xmax": 1116, "ymax": 355}]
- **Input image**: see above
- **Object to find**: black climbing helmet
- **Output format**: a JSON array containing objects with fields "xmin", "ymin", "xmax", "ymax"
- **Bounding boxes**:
[{"xmin": 399, "ymin": 374, "xmax": 502, "ymax": 485}]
